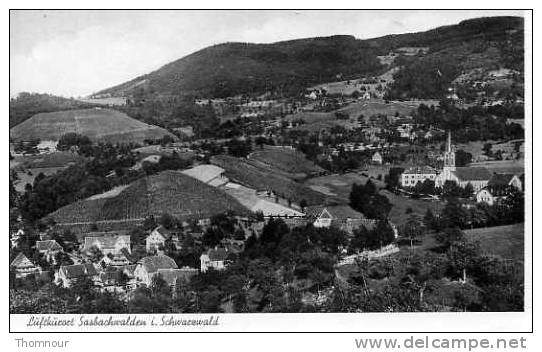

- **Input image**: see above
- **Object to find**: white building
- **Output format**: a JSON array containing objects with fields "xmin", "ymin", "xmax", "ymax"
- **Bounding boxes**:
[{"xmin": 401, "ymin": 166, "xmax": 438, "ymax": 188}]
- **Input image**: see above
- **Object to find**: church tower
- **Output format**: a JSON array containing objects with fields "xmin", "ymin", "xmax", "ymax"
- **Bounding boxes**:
[{"xmin": 443, "ymin": 130, "xmax": 456, "ymax": 171}]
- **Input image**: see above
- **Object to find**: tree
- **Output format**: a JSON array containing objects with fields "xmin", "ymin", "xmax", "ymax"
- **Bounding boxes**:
[
  {"xmin": 86, "ymin": 246, "xmax": 104, "ymax": 263},
  {"xmin": 455, "ymin": 149, "xmax": 473, "ymax": 167},
  {"xmin": 374, "ymin": 220, "xmax": 396, "ymax": 248},
  {"xmin": 434, "ymin": 227, "xmax": 464, "ymax": 250},
  {"xmin": 385, "ymin": 167, "xmax": 405, "ymax": 190},
  {"xmin": 401, "ymin": 214, "xmax": 425, "ymax": 249},
  {"xmin": 158, "ymin": 213, "xmax": 175, "ymax": 229}
]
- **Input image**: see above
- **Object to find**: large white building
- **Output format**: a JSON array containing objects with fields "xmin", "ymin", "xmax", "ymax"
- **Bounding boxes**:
[{"xmin": 400, "ymin": 166, "xmax": 438, "ymax": 188}]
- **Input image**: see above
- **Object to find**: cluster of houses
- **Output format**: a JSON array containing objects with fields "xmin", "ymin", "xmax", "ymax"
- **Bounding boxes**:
[
  {"xmin": 400, "ymin": 131, "xmax": 524, "ymax": 204},
  {"xmin": 10, "ymin": 196, "xmax": 386, "ymax": 295}
]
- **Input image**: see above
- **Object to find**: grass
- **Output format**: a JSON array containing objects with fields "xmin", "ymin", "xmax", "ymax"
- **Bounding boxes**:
[
  {"xmin": 464, "ymin": 223, "xmax": 524, "ymax": 261},
  {"xmin": 249, "ymin": 147, "xmax": 325, "ymax": 178},
  {"xmin": 9, "ymin": 108, "xmax": 176, "ymax": 144},
  {"xmin": 304, "ymin": 171, "xmax": 444, "ymax": 225},
  {"xmin": 10, "ymin": 151, "xmax": 86, "ymax": 170}
]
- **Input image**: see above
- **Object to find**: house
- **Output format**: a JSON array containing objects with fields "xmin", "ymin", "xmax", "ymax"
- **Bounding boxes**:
[
  {"xmin": 134, "ymin": 254, "xmax": 178, "ymax": 286},
  {"xmin": 83, "ymin": 233, "xmax": 131, "ymax": 256},
  {"xmin": 200, "ymin": 247, "xmax": 237, "ymax": 273},
  {"xmin": 156, "ymin": 267, "xmax": 198, "ymax": 289},
  {"xmin": 10, "ymin": 229, "xmax": 24, "ymax": 248},
  {"xmin": 306, "ymin": 205, "xmax": 383, "ymax": 235},
  {"xmin": 55, "ymin": 263, "xmax": 99, "ymax": 288},
  {"xmin": 146, "ymin": 225, "xmax": 182, "ymax": 253},
  {"xmin": 372, "ymin": 151, "xmax": 383, "ymax": 165},
  {"xmin": 35, "ymin": 240, "xmax": 63, "ymax": 261},
  {"xmin": 401, "ymin": 166, "xmax": 438, "ymax": 188},
  {"xmin": 10, "ymin": 253, "xmax": 41, "ymax": 278},
  {"xmin": 488, "ymin": 173, "xmax": 523, "ymax": 191}
]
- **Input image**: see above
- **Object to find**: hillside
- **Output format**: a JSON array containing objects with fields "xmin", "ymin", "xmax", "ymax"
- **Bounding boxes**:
[
  {"xmin": 97, "ymin": 16, "xmax": 523, "ymax": 100},
  {"xmin": 9, "ymin": 108, "xmax": 176, "ymax": 144},
  {"xmin": 48, "ymin": 170, "xmax": 250, "ymax": 225},
  {"xmin": 211, "ymin": 154, "xmax": 330, "ymax": 206},
  {"xmin": 9, "ymin": 92, "xmax": 100, "ymax": 128}
]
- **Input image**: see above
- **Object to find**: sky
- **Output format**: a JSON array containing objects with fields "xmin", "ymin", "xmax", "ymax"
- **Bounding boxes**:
[{"xmin": 10, "ymin": 10, "xmax": 524, "ymax": 98}]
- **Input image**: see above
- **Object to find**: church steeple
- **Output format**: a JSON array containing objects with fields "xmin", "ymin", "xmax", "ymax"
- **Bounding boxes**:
[{"xmin": 444, "ymin": 130, "xmax": 455, "ymax": 171}]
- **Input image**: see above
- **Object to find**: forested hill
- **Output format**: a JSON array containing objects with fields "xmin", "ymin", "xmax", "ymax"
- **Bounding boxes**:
[
  {"xmin": 96, "ymin": 16, "xmax": 523, "ymax": 100},
  {"xmin": 97, "ymin": 35, "xmax": 382, "ymax": 98}
]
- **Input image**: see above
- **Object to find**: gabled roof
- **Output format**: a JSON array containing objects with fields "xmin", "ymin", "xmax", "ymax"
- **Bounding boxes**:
[
  {"xmin": 35, "ymin": 240, "xmax": 63, "ymax": 252},
  {"xmin": 204, "ymin": 247, "xmax": 236, "ymax": 262},
  {"xmin": 139, "ymin": 255, "xmax": 178, "ymax": 273},
  {"xmin": 59, "ymin": 263, "xmax": 98, "ymax": 279},
  {"xmin": 157, "ymin": 267, "xmax": 198, "ymax": 286},
  {"xmin": 452, "ymin": 167, "xmax": 492, "ymax": 181},
  {"xmin": 488, "ymin": 173, "xmax": 518, "ymax": 187},
  {"xmin": 10, "ymin": 252, "xmax": 36, "ymax": 268},
  {"xmin": 306, "ymin": 205, "xmax": 364, "ymax": 220}
]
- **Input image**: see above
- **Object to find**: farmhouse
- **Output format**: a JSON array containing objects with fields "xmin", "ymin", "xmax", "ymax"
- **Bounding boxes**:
[
  {"xmin": 55, "ymin": 263, "xmax": 99, "ymax": 288},
  {"xmin": 200, "ymin": 247, "xmax": 237, "ymax": 273},
  {"xmin": 307, "ymin": 205, "xmax": 379, "ymax": 234},
  {"xmin": 372, "ymin": 151, "xmax": 383, "ymax": 165},
  {"xmin": 35, "ymin": 240, "xmax": 63, "ymax": 261},
  {"xmin": 488, "ymin": 173, "xmax": 523, "ymax": 191},
  {"xmin": 10, "ymin": 253, "xmax": 41, "ymax": 278},
  {"xmin": 83, "ymin": 233, "xmax": 131, "ymax": 256},
  {"xmin": 146, "ymin": 225, "xmax": 181, "ymax": 253},
  {"xmin": 134, "ymin": 255, "xmax": 178, "ymax": 286},
  {"xmin": 475, "ymin": 187, "xmax": 511, "ymax": 206}
]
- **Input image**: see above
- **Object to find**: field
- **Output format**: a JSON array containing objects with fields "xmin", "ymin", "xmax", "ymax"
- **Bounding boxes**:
[
  {"xmin": 468, "ymin": 160, "xmax": 525, "ymax": 175},
  {"xmin": 464, "ymin": 223, "xmax": 524, "ymax": 261},
  {"xmin": 456, "ymin": 139, "xmax": 524, "ymax": 163},
  {"xmin": 48, "ymin": 170, "xmax": 249, "ymax": 225},
  {"xmin": 249, "ymin": 146, "xmax": 325, "ymax": 178},
  {"xmin": 211, "ymin": 155, "xmax": 329, "ymax": 206},
  {"xmin": 305, "ymin": 172, "xmax": 444, "ymax": 225},
  {"xmin": 9, "ymin": 108, "xmax": 176, "ymax": 144},
  {"xmin": 286, "ymin": 99, "xmax": 438, "ymax": 133},
  {"xmin": 10, "ymin": 151, "xmax": 86, "ymax": 170},
  {"xmin": 77, "ymin": 97, "xmax": 127, "ymax": 106}
]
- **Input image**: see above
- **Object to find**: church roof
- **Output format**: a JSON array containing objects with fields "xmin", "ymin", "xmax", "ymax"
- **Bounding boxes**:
[{"xmin": 452, "ymin": 167, "xmax": 492, "ymax": 181}]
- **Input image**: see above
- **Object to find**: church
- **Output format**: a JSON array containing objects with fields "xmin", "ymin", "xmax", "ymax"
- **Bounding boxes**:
[{"xmin": 434, "ymin": 131, "xmax": 492, "ymax": 192}]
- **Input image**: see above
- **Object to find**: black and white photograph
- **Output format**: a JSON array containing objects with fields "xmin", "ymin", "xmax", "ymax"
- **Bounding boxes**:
[{"xmin": 7, "ymin": 7, "xmax": 534, "ymax": 340}]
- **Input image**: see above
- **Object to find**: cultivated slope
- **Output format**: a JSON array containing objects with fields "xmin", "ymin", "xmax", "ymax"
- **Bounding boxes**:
[
  {"xmin": 48, "ymin": 170, "xmax": 250, "ymax": 224},
  {"xmin": 9, "ymin": 108, "xmax": 176, "ymax": 143}
]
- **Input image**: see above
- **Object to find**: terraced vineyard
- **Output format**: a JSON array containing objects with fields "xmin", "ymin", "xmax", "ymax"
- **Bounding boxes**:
[
  {"xmin": 48, "ymin": 170, "xmax": 249, "ymax": 225},
  {"xmin": 249, "ymin": 147, "xmax": 325, "ymax": 178},
  {"xmin": 211, "ymin": 155, "xmax": 329, "ymax": 206}
]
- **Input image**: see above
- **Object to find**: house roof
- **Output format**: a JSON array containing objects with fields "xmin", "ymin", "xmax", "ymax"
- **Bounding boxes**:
[
  {"xmin": 182, "ymin": 165, "xmax": 225, "ymax": 184},
  {"xmin": 10, "ymin": 252, "xmax": 36, "ymax": 268},
  {"xmin": 488, "ymin": 173, "xmax": 518, "ymax": 187},
  {"xmin": 452, "ymin": 167, "xmax": 492, "ymax": 181},
  {"xmin": 204, "ymin": 247, "xmax": 236, "ymax": 261},
  {"xmin": 75, "ymin": 230, "xmax": 129, "ymax": 243},
  {"xmin": 83, "ymin": 234, "xmax": 130, "ymax": 251},
  {"xmin": 306, "ymin": 205, "xmax": 364, "ymax": 220},
  {"xmin": 139, "ymin": 255, "xmax": 178, "ymax": 273},
  {"xmin": 403, "ymin": 166, "xmax": 437, "ymax": 175},
  {"xmin": 157, "ymin": 267, "xmax": 198, "ymax": 286},
  {"xmin": 59, "ymin": 263, "xmax": 98, "ymax": 279},
  {"xmin": 35, "ymin": 240, "xmax": 63, "ymax": 252}
]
